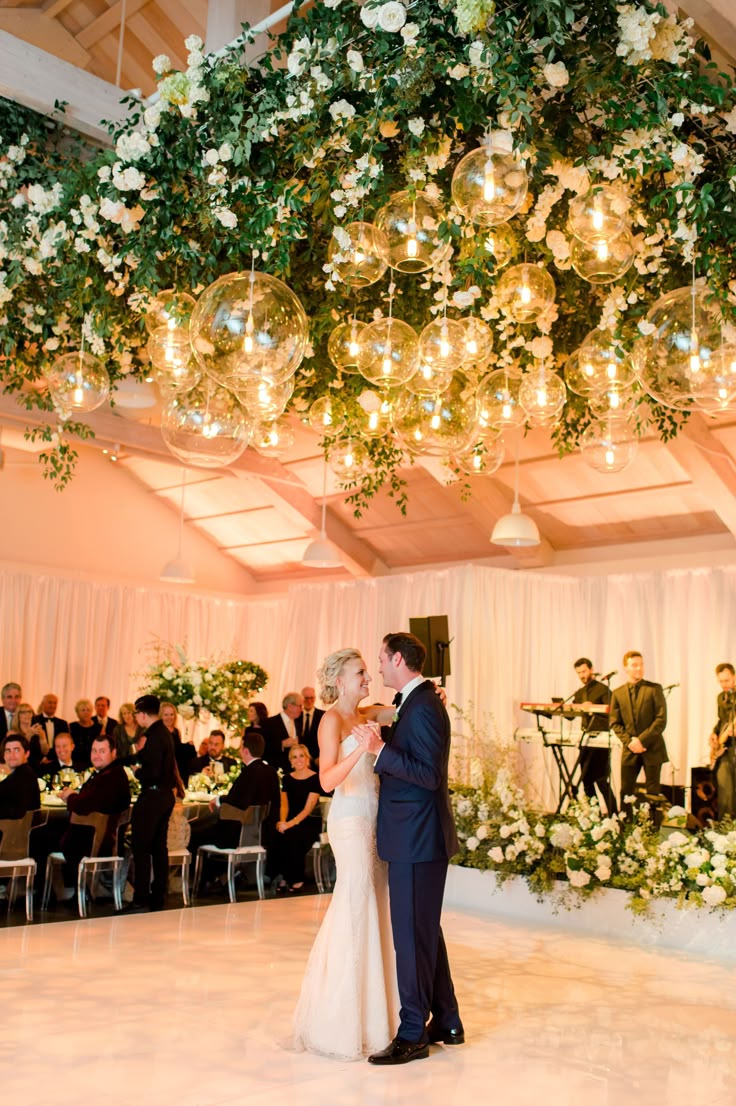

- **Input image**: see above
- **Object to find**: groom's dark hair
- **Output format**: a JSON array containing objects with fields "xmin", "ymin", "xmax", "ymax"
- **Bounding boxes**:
[{"xmin": 383, "ymin": 632, "xmax": 426, "ymax": 674}]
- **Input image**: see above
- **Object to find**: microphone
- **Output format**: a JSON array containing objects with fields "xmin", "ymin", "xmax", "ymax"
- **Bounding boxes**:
[
  {"xmin": 662, "ymin": 683, "xmax": 680, "ymax": 692},
  {"xmin": 600, "ymin": 670, "xmax": 617, "ymax": 681}
]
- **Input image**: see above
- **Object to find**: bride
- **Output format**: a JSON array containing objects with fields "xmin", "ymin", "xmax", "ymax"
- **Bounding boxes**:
[{"xmin": 290, "ymin": 647, "xmax": 399, "ymax": 1061}]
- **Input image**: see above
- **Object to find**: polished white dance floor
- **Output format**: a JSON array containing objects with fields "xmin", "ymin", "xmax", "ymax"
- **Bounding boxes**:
[{"xmin": 4, "ymin": 896, "xmax": 736, "ymax": 1106}]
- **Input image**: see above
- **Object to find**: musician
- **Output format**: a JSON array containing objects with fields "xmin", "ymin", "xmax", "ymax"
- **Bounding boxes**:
[
  {"xmin": 708, "ymin": 662, "xmax": 736, "ymax": 819},
  {"xmin": 572, "ymin": 658, "xmax": 616, "ymax": 814},
  {"xmin": 609, "ymin": 651, "xmax": 668, "ymax": 806}
]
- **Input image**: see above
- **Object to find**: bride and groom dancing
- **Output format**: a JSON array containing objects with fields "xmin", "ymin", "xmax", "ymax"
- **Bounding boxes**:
[{"xmin": 291, "ymin": 631, "xmax": 463, "ymax": 1064}]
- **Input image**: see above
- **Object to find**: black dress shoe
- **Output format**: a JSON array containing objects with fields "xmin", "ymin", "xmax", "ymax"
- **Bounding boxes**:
[
  {"xmin": 368, "ymin": 1038, "xmax": 429, "ymax": 1065},
  {"xmin": 121, "ymin": 903, "xmax": 149, "ymax": 914},
  {"xmin": 427, "ymin": 1021, "xmax": 465, "ymax": 1045}
]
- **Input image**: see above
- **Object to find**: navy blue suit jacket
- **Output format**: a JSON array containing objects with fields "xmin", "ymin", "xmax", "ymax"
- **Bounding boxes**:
[{"xmin": 374, "ymin": 680, "xmax": 458, "ymax": 864}]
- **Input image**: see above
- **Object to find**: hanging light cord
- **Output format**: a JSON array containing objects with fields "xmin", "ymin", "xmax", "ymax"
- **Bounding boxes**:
[
  {"xmin": 115, "ymin": 0, "xmax": 127, "ymax": 88},
  {"xmin": 319, "ymin": 460, "xmax": 328, "ymax": 538},
  {"xmin": 176, "ymin": 469, "xmax": 187, "ymax": 559}
]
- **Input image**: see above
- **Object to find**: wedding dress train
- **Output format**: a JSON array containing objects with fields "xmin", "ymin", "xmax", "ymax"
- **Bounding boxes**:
[{"xmin": 290, "ymin": 735, "xmax": 399, "ymax": 1061}]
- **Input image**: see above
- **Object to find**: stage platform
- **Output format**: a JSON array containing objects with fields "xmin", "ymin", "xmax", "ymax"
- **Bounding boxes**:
[{"xmin": 3, "ymin": 895, "xmax": 736, "ymax": 1106}]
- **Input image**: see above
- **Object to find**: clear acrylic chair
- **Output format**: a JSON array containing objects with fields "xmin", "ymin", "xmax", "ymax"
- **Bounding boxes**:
[
  {"xmin": 167, "ymin": 802, "xmax": 200, "ymax": 907},
  {"xmin": 76, "ymin": 807, "xmax": 132, "ymax": 918},
  {"xmin": 311, "ymin": 797, "xmax": 334, "ymax": 893},
  {"xmin": 0, "ymin": 810, "xmax": 45, "ymax": 922},
  {"xmin": 193, "ymin": 803, "xmax": 269, "ymax": 902}
]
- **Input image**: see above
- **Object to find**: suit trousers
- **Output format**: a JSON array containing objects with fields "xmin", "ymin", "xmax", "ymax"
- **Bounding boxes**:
[
  {"xmin": 131, "ymin": 789, "xmax": 174, "ymax": 910},
  {"xmin": 580, "ymin": 747, "xmax": 618, "ymax": 814},
  {"xmin": 387, "ymin": 858, "xmax": 460, "ymax": 1042},
  {"xmin": 620, "ymin": 754, "xmax": 662, "ymax": 804},
  {"xmin": 716, "ymin": 747, "xmax": 736, "ymax": 819}
]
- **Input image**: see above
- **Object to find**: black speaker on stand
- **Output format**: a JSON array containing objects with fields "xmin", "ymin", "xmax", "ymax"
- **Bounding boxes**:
[
  {"xmin": 691, "ymin": 767, "xmax": 718, "ymax": 827},
  {"xmin": 409, "ymin": 615, "xmax": 452, "ymax": 686}
]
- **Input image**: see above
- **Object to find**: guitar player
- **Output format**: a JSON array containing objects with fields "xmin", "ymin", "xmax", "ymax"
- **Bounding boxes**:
[{"xmin": 708, "ymin": 662, "xmax": 736, "ymax": 818}]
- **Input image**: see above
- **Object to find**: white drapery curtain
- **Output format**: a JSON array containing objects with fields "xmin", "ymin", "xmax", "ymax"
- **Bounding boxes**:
[{"xmin": 1, "ymin": 562, "xmax": 734, "ymax": 792}]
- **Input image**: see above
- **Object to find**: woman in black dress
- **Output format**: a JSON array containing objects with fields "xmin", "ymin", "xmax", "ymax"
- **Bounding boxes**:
[
  {"xmin": 247, "ymin": 701, "xmax": 269, "ymax": 730},
  {"xmin": 274, "ymin": 744, "xmax": 323, "ymax": 892},
  {"xmin": 69, "ymin": 699, "xmax": 101, "ymax": 768}
]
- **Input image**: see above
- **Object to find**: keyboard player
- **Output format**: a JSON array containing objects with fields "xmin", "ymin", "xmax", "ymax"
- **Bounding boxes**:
[{"xmin": 572, "ymin": 658, "xmax": 616, "ymax": 814}]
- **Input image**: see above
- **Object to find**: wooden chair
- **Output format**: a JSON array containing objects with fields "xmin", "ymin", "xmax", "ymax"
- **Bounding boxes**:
[{"xmin": 193, "ymin": 803, "xmax": 269, "ymax": 901}]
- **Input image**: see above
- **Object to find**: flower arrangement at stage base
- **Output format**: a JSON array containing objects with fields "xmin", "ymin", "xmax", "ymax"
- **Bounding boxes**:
[
  {"xmin": 450, "ymin": 725, "xmax": 736, "ymax": 914},
  {"xmin": 141, "ymin": 646, "xmax": 268, "ymax": 735}
]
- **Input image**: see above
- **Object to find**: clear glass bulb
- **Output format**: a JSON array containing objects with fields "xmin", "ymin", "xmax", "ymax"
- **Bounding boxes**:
[
  {"xmin": 605, "ymin": 447, "xmax": 615, "ymax": 466},
  {"xmin": 439, "ymin": 326, "xmax": 450, "ymax": 359},
  {"xmin": 592, "ymin": 202, "xmax": 604, "ymax": 231},
  {"xmin": 368, "ymin": 411, "xmax": 379, "ymax": 431},
  {"xmin": 520, "ymin": 284, "xmax": 531, "ymax": 305},
  {"xmin": 407, "ymin": 237, "xmax": 418, "ymax": 258},
  {"xmin": 483, "ymin": 159, "xmax": 495, "ymax": 202},
  {"xmin": 596, "ymin": 240, "xmax": 609, "ymax": 261}
]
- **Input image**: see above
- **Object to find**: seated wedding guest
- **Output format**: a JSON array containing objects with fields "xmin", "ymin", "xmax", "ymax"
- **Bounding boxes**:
[
  {"xmin": 263, "ymin": 692, "xmax": 304, "ymax": 771},
  {"xmin": 10, "ymin": 703, "xmax": 42, "ymax": 766},
  {"xmin": 56, "ymin": 734, "xmax": 131, "ymax": 892},
  {"xmin": 0, "ymin": 734, "xmax": 41, "ymax": 820},
  {"xmin": 114, "ymin": 702, "xmax": 144, "ymax": 760},
  {"xmin": 93, "ymin": 696, "xmax": 116, "ymax": 737},
  {"xmin": 272, "ymin": 744, "xmax": 322, "ymax": 893},
  {"xmin": 42, "ymin": 732, "xmax": 86, "ymax": 779},
  {"xmin": 69, "ymin": 699, "xmax": 101, "ymax": 768},
  {"xmin": 32, "ymin": 694, "xmax": 69, "ymax": 767},
  {"xmin": 188, "ymin": 729, "xmax": 237, "ymax": 781},
  {"xmin": 0, "ymin": 682, "xmax": 22, "ymax": 743},
  {"xmin": 247, "ymin": 702, "xmax": 269, "ymax": 730},
  {"xmin": 193, "ymin": 729, "xmax": 280, "ymax": 886},
  {"xmin": 207, "ymin": 729, "xmax": 280, "ymax": 847},
  {"xmin": 161, "ymin": 700, "xmax": 196, "ymax": 781}
]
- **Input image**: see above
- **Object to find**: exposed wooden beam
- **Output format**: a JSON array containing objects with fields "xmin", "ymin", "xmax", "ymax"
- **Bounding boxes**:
[
  {"xmin": 415, "ymin": 456, "xmax": 555, "ymax": 569},
  {"xmin": 0, "ymin": 10, "xmax": 91, "ymax": 67},
  {"xmin": 665, "ymin": 412, "xmax": 736, "ymax": 539},
  {"xmin": 0, "ymin": 393, "xmax": 390, "ymax": 579},
  {"xmin": 43, "ymin": 1, "xmax": 76, "ymax": 17},
  {"xmin": 77, "ymin": 0, "xmax": 151, "ymax": 51},
  {"xmin": 678, "ymin": 0, "xmax": 736, "ymax": 68},
  {"xmin": 0, "ymin": 30, "xmax": 125, "ymax": 142}
]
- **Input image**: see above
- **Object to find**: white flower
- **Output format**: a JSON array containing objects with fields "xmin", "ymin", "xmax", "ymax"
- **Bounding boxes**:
[
  {"xmin": 360, "ymin": 4, "xmax": 379, "ymax": 28},
  {"xmin": 468, "ymin": 41, "xmax": 486, "ymax": 67},
  {"xmin": 546, "ymin": 229, "xmax": 570, "ymax": 261},
  {"xmin": 97, "ymin": 165, "xmax": 112, "ymax": 182},
  {"xmin": 184, "ymin": 35, "xmax": 203, "ymax": 53},
  {"xmin": 347, "ymin": 49, "xmax": 364, "ymax": 73},
  {"xmin": 595, "ymin": 865, "xmax": 612, "ymax": 881},
  {"xmin": 408, "ymin": 117, "xmax": 425, "ymax": 137},
  {"xmin": 115, "ymin": 132, "xmax": 151, "ymax": 163},
  {"xmin": 213, "ymin": 207, "xmax": 237, "ymax": 230},
  {"xmin": 204, "ymin": 148, "xmax": 220, "ymax": 167},
  {"xmin": 218, "ymin": 143, "xmax": 233, "ymax": 162},
  {"xmin": 378, "ymin": 2, "xmax": 407, "ymax": 32},
  {"xmin": 549, "ymin": 823, "xmax": 574, "ymax": 849},
  {"xmin": 448, "ymin": 64, "xmax": 470, "ymax": 80},
  {"xmin": 543, "ymin": 61, "xmax": 569, "ymax": 88},
  {"xmin": 489, "ymin": 847, "xmax": 504, "ymax": 863},
  {"xmin": 703, "ymin": 884, "xmax": 727, "ymax": 907},
  {"xmin": 113, "ymin": 166, "xmax": 147, "ymax": 191},
  {"xmin": 466, "ymin": 835, "xmax": 479, "ymax": 851},
  {"xmin": 476, "ymin": 825, "xmax": 489, "ymax": 841},
  {"xmin": 329, "ymin": 99, "xmax": 356, "ymax": 122},
  {"xmin": 400, "ymin": 21, "xmax": 419, "ymax": 44},
  {"xmin": 722, "ymin": 107, "xmax": 736, "ymax": 135},
  {"xmin": 152, "ymin": 54, "xmax": 171, "ymax": 75},
  {"xmin": 566, "ymin": 867, "xmax": 591, "ymax": 888}
]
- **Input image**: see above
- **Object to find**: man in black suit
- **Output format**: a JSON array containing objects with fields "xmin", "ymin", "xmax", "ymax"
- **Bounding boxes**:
[
  {"xmin": 609, "ymin": 650, "xmax": 668, "ymax": 805},
  {"xmin": 128, "ymin": 694, "xmax": 176, "ymax": 912},
  {"xmin": 356, "ymin": 631, "xmax": 462, "ymax": 1065},
  {"xmin": 300, "ymin": 686, "xmax": 324, "ymax": 763},
  {"xmin": 206, "ymin": 730, "xmax": 280, "ymax": 850},
  {"xmin": 708, "ymin": 662, "xmax": 736, "ymax": 818},
  {"xmin": 31, "ymin": 692, "xmax": 70, "ymax": 768},
  {"xmin": 571, "ymin": 658, "xmax": 616, "ymax": 814},
  {"xmin": 0, "ymin": 682, "xmax": 22, "ymax": 743},
  {"xmin": 38, "ymin": 732, "xmax": 86, "ymax": 779},
  {"xmin": 187, "ymin": 729, "xmax": 238, "ymax": 782},
  {"xmin": 58, "ymin": 733, "xmax": 131, "ymax": 887},
  {"xmin": 263, "ymin": 692, "xmax": 304, "ymax": 771},
  {"xmin": 0, "ymin": 734, "xmax": 41, "ymax": 820},
  {"xmin": 93, "ymin": 696, "xmax": 116, "ymax": 738}
]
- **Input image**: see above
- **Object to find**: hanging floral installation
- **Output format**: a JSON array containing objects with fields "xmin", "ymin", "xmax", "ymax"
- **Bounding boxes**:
[{"xmin": 1, "ymin": 0, "xmax": 735, "ymax": 510}]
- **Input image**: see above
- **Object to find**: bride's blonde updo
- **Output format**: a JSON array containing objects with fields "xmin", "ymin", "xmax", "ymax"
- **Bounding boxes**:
[{"xmin": 318, "ymin": 648, "xmax": 363, "ymax": 705}]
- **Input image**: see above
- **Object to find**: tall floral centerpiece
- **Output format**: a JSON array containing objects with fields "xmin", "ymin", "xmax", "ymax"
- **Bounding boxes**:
[{"xmin": 141, "ymin": 646, "xmax": 268, "ymax": 736}]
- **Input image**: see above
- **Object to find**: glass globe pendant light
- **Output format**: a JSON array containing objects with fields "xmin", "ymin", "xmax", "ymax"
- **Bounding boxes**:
[
  {"xmin": 327, "ymin": 221, "xmax": 389, "ymax": 288},
  {"xmin": 46, "ymin": 345, "xmax": 110, "ymax": 416},
  {"xmin": 496, "ymin": 263, "xmax": 556, "ymax": 325},
  {"xmin": 451, "ymin": 131, "xmax": 528, "ymax": 226},
  {"xmin": 375, "ymin": 190, "xmax": 449, "ymax": 274}
]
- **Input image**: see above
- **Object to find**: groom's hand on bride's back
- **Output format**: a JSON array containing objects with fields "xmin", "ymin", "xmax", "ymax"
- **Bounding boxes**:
[{"xmin": 432, "ymin": 683, "xmax": 447, "ymax": 707}]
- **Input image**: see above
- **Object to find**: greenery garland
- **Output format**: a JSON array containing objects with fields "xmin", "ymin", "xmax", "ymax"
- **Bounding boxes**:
[
  {"xmin": 141, "ymin": 647, "xmax": 268, "ymax": 734},
  {"xmin": 1, "ymin": 0, "xmax": 735, "ymax": 510}
]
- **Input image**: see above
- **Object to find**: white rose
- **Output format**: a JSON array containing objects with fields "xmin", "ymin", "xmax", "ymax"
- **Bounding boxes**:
[
  {"xmin": 329, "ymin": 99, "xmax": 356, "ymax": 122},
  {"xmin": 489, "ymin": 847, "xmax": 504, "ymax": 863},
  {"xmin": 466, "ymin": 835, "xmax": 479, "ymax": 851},
  {"xmin": 360, "ymin": 3, "xmax": 380, "ymax": 28},
  {"xmin": 214, "ymin": 207, "xmax": 238, "ymax": 229},
  {"xmin": 218, "ymin": 143, "xmax": 233, "ymax": 162},
  {"xmin": 408, "ymin": 117, "xmax": 425, "ymax": 137},
  {"xmin": 347, "ymin": 49, "xmax": 364, "ymax": 73},
  {"xmin": 543, "ymin": 61, "xmax": 569, "ymax": 88},
  {"xmin": 476, "ymin": 825, "xmax": 488, "ymax": 841},
  {"xmin": 184, "ymin": 35, "xmax": 203, "ymax": 52},
  {"xmin": 97, "ymin": 166, "xmax": 112, "ymax": 182},
  {"xmin": 204, "ymin": 149, "xmax": 220, "ymax": 166},
  {"xmin": 152, "ymin": 54, "xmax": 171, "ymax": 75},
  {"xmin": 468, "ymin": 41, "xmax": 485, "ymax": 67},
  {"xmin": 400, "ymin": 21, "xmax": 419, "ymax": 44},
  {"xmin": 566, "ymin": 868, "xmax": 591, "ymax": 888},
  {"xmin": 702, "ymin": 884, "xmax": 727, "ymax": 906},
  {"xmin": 378, "ymin": 2, "xmax": 406, "ymax": 32}
]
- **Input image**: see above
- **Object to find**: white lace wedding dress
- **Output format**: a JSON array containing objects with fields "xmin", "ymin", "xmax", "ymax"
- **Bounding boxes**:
[{"xmin": 290, "ymin": 735, "xmax": 399, "ymax": 1061}]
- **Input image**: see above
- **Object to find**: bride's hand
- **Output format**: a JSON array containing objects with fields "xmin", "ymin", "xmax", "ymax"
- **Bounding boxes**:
[{"xmin": 353, "ymin": 722, "xmax": 383, "ymax": 755}]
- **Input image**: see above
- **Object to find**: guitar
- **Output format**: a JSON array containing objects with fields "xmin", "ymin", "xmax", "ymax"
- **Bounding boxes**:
[{"xmin": 709, "ymin": 725, "xmax": 735, "ymax": 770}]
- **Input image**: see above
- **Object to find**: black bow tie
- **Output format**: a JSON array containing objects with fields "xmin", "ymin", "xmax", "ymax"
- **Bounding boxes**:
[{"xmin": 393, "ymin": 693, "xmax": 403, "ymax": 707}]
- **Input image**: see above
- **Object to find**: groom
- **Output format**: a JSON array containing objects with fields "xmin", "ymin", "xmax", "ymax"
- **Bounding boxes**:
[{"xmin": 355, "ymin": 631, "xmax": 463, "ymax": 1065}]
